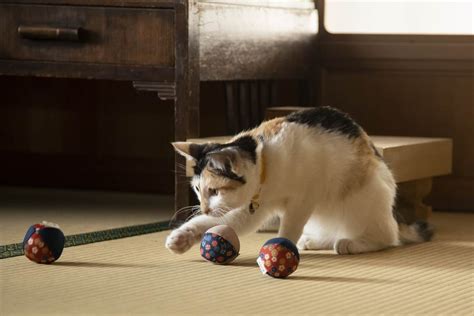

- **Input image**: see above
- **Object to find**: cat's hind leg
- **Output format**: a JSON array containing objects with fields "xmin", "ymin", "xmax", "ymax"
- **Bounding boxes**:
[
  {"xmin": 334, "ymin": 171, "xmax": 398, "ymax": 255},
  {"xmin": 334, "ymin": 216, "xmax": 398, "ymax": 255},
  {"xmin": 334, "ymin": 235, "xmax": 396, "ymax": 255},
  {"xmin": 334, "ymin": 213, "xmax": 398, "ymax": 255}
]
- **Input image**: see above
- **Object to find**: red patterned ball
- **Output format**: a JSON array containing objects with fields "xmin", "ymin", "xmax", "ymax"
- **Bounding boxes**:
[
  {"xmin": 257, "ymin": 237, "xmax": 300, "ymax": 278},
  {"xmin": 23, "ymin": 222, "xmax": 65, "ymax": 264}
]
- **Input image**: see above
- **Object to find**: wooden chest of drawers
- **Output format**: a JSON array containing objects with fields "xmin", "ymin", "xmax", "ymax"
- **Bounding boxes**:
[{"xmin": 0, "ymin": 4, "xmax": 175, "ymax": 66}]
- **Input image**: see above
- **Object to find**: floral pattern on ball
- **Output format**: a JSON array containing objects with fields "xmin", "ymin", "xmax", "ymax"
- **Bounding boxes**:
[
  {"xmin": 23, "ymin": 223, "xmax": 65, "ymax": 264},
  {"xmin": 200, "ymin": 233, "xmax": 239, "ymax": 264},
  {"xmin": 257, "ymin": 238, "xmax": 300, "ymax": 278}
]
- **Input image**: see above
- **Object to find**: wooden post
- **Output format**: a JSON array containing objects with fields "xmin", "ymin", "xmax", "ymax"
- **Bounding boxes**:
[
  {"xmin": 395, "ymin": 178, "xmax": 433, "ymax": 223},
  {"xmin": 174, "ymin": 1, "xmax": 200, "ymax": 215}
]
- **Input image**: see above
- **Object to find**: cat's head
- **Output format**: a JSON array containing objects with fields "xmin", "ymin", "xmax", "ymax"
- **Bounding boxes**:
[{"xmin": 173, "ymin": 135, "xmax": 262, "ymax": 217}]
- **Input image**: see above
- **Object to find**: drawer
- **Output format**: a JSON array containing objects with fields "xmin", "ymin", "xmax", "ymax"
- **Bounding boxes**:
[{"xmin": 0, "ymin": 4, "xmax": 175, "ymax": 67}]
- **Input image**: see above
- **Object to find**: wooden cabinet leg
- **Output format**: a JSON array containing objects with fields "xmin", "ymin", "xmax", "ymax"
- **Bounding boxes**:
[
  {"xmin": 395, "ymin": 178, "xmax": 433, "ymax": 223},
  {"xmin": 173, "ymin": 1, "xmax": 200, "ymax": 218}
]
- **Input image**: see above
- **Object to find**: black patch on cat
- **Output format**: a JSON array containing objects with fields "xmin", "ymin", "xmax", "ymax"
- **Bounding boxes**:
[
  {"xmin": 229, "ymin": 135, "xmax": 258, "ymax": 163},
  {"xmin": 286, "ymin": 106, "xmax": 361, "ymax": 139},
  {"xmin": 413, "ymin": 220, "xmax": 434, "ymax": 242},
  {"xmin": 189, "ymin": 143, "xmax": 220, "ymax": 162},
  {"xmin": 191, "ymin": 136, "xmax": 257, "ymax": 180},
  {"xmin": 209, "ymin": 164, "xmax": 246, "ymax": 184},
  {"xmin": 192, "ymin": 145, "xmax": 218, "ymax": 176}
]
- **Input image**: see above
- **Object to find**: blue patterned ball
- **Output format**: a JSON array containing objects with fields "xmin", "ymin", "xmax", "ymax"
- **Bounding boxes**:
[{"xmin": 200, "ymin": 225, "xmax": 240, "ymax": 264}]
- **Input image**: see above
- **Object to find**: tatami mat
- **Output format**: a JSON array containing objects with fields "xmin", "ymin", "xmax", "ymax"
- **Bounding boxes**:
[
  {"xmin": 0, "ymin": 187, "xmax": 174, "ymax": 245},
  {"xmin": 1, "ymin": 212, "xmax": 473, "ymax": 315}
]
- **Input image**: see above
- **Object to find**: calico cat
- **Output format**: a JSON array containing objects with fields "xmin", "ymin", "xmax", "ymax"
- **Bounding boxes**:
[{"xmin": 166, "ymin": 107, "xmax": 433, "ymax": 255}]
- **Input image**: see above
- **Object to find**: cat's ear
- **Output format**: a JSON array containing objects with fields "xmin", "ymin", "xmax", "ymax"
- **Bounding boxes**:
[
  {"xmin": 172, "ymin": 142, "xmax": 216, "ymax": 161},
  {"xmin": 172, "ymin": 142, "xmax": 198, "ymax": 161}
]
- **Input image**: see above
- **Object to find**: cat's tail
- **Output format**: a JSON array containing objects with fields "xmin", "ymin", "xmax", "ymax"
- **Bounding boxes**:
[{"xmin": 398, "ymin": 221, "xmax": 434, "ymax": 244}]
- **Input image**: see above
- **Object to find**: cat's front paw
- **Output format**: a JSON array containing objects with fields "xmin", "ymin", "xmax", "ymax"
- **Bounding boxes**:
[
  {"xmin": 296, "ymin": 235, "xmax": 310, "ymax": 250},
  {"xmin": 165, "ymin": 227, "xmax": 199, "ymax": 254},
  {"xmin": 297, "ymin": 234, "xmax": 331, "ymax": 251}
]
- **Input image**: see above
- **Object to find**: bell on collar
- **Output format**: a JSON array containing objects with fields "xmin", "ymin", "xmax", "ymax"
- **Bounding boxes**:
[{"xmin": 249, "ymin": 200, "xmax": 260, "ymax": 214}]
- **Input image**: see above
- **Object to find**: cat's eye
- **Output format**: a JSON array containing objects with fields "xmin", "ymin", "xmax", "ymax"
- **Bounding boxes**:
[{"xmin": 208, "ymin": 188, "xmax": 218, "ymax": 196}]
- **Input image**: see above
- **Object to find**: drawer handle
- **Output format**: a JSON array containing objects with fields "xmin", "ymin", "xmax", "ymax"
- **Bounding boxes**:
[{"xmin": 18, "ymin": 25, "xmax": 82, "ymax": 42}]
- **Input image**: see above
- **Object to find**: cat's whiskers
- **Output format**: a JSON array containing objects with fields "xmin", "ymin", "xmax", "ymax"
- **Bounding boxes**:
[
  {"xmin": 175, "ymin": 162, "xmax": 187, "ymax": 170},
  {"xmin": 170, "ymin": 205, "xmax": 200, "ymax": 224},
  {"xmin": 184, "ymin": 207, "xmax": 202, "ymax": 222},
  {"xmin": 170, "ymin": 162, "xmax": 189, "ymax": 176}
]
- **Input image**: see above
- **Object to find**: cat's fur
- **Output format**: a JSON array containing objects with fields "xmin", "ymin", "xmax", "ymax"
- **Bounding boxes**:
[{"xmin": 166, "ymin": 107, "xmax": 433, "ymax": 255}]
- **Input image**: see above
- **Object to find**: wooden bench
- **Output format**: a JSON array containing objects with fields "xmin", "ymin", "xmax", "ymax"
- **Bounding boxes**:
[{"xmin": 186, "ymin": 107, "xmax": 453, "ymax": 223}]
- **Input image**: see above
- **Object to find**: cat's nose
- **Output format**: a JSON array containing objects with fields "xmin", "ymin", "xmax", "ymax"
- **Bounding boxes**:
[{"xmin": 203, "ymin": 208, "xmax": 211, "ymax": 215}]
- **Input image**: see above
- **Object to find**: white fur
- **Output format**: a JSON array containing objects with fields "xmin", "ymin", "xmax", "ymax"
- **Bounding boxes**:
[{"xmin": 166, "ymin": 122, "xmax": 401, "ymax": 255}]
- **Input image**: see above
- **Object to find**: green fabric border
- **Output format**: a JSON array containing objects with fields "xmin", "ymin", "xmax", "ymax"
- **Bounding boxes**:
[{"xmin": 0, "ymin": 221, "xmax": 170, "ymax": 259}]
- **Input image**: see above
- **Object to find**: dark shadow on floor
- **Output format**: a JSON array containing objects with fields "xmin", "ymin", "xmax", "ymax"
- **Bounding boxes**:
[
  {"xmin": 189, "ymin": 257, "xmax": 258, "ymax": 267},
  {"xmin": 287, "ymin": 275, "xmax": 401, "ymax": 284}
]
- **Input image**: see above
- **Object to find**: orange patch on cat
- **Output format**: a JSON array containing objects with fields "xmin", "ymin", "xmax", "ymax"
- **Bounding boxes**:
[
  {"xmin": 340, "ymin": 131, "xmax": 380, "ymax": 197},
  {"xmin": 248, "ymin": 117, "xmax": 285, "ymax": 141}
]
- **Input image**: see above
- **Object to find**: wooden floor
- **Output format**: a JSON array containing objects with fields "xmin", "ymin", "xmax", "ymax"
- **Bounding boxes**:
[{"xmin": 1, "ymin": 211, "xmax": 472, "ymax": 315}]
